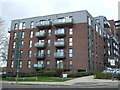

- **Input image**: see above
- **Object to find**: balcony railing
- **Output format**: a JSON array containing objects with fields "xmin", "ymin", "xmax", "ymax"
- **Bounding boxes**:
[
  {"xmin": 33, "ymin": 64, "xmax": 45, "ymax": 69},
  {"xmin": 34, "ymin": 42, "xmax": 45, "ymax": 48},
  {"xmin": 53, "ymin": 18, "xmax": 73, "ymax": 26},
  {"xmin": 54, "ymin": 31, "xmax": 65, "ymax": 37},
  {"xmin": 54, "ymin": 41, "xmax": 65, "ymax": 48},
  {"xmin": 36, "ymin": 21, "xmax": 52, "ymax": 28},
  {"xmin": 35, "ymin": 32, "xmax": 46, "ymax": 38},
  {"xmin": 54, "ymin": 52, "xmax": 65, "ymax": 59},
  {"xmin": 34, "ymin": 53, "xmax": 45, "ymax": 59}
]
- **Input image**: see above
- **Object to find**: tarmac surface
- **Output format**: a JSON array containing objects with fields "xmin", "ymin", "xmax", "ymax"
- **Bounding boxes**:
[{"xmin": 1, "ymin": 75, "xmax": 120, "ymax": 88}]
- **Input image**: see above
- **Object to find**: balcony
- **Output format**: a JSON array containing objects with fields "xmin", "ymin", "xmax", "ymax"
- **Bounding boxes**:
[
  {"xmin": 34, "ymin": 42, "xmax": 45, "ymax": 48},
  {"xmin": 104, "ymin": 21, "xmax": 110, "ymax": 28},
  {"xmin": 53, "ymin": 18, "xmax": 73, "ymax": 26},
  {"xmin": 35, "ymin": 32, "xmax": 46, "ymax": 38},
  {"xmin": 54, "ymin": 41, "xmax": 65, "ymax": 48},
  {"xmin": 33, "ymin": 64, "xmax": 45, "ymax": 69},
  {"xmin": 54, "ymin": 30, "xmax": 65, "ymax": 37},
  {"xmin": 36, "ymin": 21, "xmax": 52, "ymax": 29},
  {"xmin": 34, "ymin": 53, "xmax": 45, "ymax": 59},
  {"xmin": 54, "ymin": 52, "xmax": 65, "ymax": 59}
]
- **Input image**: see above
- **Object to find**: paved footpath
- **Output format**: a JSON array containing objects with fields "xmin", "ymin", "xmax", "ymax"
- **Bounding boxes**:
[{"xmin": 1, "ymin": 75, "xmax": 120, "ymax": 86}]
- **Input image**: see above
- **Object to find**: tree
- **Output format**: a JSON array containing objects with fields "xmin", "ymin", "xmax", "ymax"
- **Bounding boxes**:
[{"xmin": 0, "ymin": 18, "xmax": 9, "ymax": 67}]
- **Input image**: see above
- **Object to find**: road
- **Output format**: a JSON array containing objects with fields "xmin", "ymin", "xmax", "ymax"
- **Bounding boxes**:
[{"xmin": 1, "ymin": 82, "xmax": 120, "ymax": 88}]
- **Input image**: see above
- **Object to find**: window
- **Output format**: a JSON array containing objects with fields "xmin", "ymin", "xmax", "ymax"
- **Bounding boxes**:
[
  {"xmin": 13, "ymin": 42, "xmax": 16, "ymax": 48},
  {"xmin": 28, "ymin": 60, "xmax": 31, "ymax": 68},
  {"xmin": 88, "ymin": 49, "xmax": 92, "ymax": 58},
  {"xmin": 69, "ymin": 27, "xmax": 73, "ymax": 35},
  {"xmin": 10, "ymin": 60, "xmax": 14, "ymax": 68},
  {"xmin": 46, "ymin": 60, "xmax": 50, "ymax": 68},
  {"xmin": 38, "ymin": 50, "xmax": 44, "ymax": 55},
  {"xmin": 38, "ymin": 60, "xmax": 43, "ymax": 64},
  {"xmin": 48, "ymin": 29, "xmax": 51, "ymax": 36},
  {"xmin": 17, "ymin": 41, "xmax": 24, "ymax": 48},
  {"xmin": 16, "ymin": 50, "xmax": 23, "ymax": 58},
  {"xmin": 28, "ymin": 50, "xmax": 32, "ymax": 58},
  {"xmin": 30, "ymin": 21, "xmax": 34, "ymax": 28},
  {"xmin": 19, "ymin": 23, "xmax": 22, "ymax": 29},
  {"xmin": 69, "ymin": 60, "xmax": 73, "ymax": 70},
  {"xmin": 30, "ymin": 31, "xmax": 33, "ymax": 38},
  {"xmin": 88, "ymin": 38, "xmax": 92, "ymax": 46},
  {"xmin": 69, "ymin": 38, "xmax": 73, "ymax": 46},
  {"xmin": 47, "ymin": 39, "xmax": 51, "ymax": 47},
  {"xmin": 95, "ymin": 24, "xmax": 98, "ymax": 32},
  {"xmin": 88, "ymin": 17, "xmax": 91, "ymax": 26},
  {"xmin": 13, "ymin": 32, "xmax": 17, "ymax": 39},
  {"xmin": 18, "ymin": 32, "xmax": 24, "ymax": 39},
  {"xmin": 19, "ymin": 60, "xmax": 22, "ymax": 68},
  {"xmin": 14, "ymin": 23, "xmax": 18, "ymax": 30},
  {"xmin": 29, "ymin": 40, "xmax": 32, "ymax": 48},
  {"xmin": 56, "ymin": 60, "xmax": 63, "ymax": 68},
  {"xmin": 16, "ymin": 60, "xmax": 22, "ymax": 68},
  {"xmin": 22, "ymin": 22, "xmax": 25, "ymax": 29},
  {"xmin": 69, "ymin": 49, "xmax": 73, "ymax": 57},
  {"xmin": 47, "ymin": 49, "xmax": 50, "ymax": 57},
  {"xmin": 11, "ymin": 51, "xmax": 15, "ymax": 58},
  {"xmin": 88, "ymin": 60, "xmax": 93, "ymax": 70},
  {"xmin": 88, "ymin": 27, "xmax": 91, "ymax": 35}
]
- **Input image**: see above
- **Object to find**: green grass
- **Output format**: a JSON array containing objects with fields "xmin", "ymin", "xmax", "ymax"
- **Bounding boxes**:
[{"xmin": 2, "ymin": 76, "xmax": 71, "ymax": 82}]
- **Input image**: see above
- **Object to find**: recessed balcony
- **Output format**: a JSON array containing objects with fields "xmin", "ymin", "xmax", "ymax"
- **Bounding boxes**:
[
  {"xmin": 35, "ymin": 32, "xmax": 46, "ymax": 38},
  {"xmin": 54, "ymin": 30, "xmax": 65, "ymax": 37},
  {"xmin": 54, "ymin": 41, "xmax": 65, "ymax": 48},
  {"xmin": 54, "ymin": 52, "xmax": 65, "ymax": 59},
  {"xmin": 53, "ymin": 18, "xmax": 73, "ymax": 26},
  {"xmin": 36, "ymin": 21, "xmax": 52, "ymax": 29},
  {"xmin": 104, "ymin": 21, "xmax": 110, "ymax": 28},
  {"xmin": 34, "ymin": 42, "xmax": 46, "ymax": 48},
  {"xmin": 34, "ymin": 53, "xmax": 45, "ymax": 59},
  {"xmin": 33, "ymin": 64, "xmax": 45, "ymax": 69}
]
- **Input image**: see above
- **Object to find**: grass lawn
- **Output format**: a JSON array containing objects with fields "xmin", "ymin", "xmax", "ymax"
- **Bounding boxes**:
[{"xmin": 2, "ymin": 76, "xmax": 72, "ymax": 82}]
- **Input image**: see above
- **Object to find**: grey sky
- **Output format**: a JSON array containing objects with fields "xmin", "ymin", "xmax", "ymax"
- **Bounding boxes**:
[{"xmin": 0, "ymin": 0, "xmax": 120, "ymax": 30}]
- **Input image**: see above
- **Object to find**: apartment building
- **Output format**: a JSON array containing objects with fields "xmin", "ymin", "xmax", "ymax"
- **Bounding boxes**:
[{"xmin": 6, "ymin": 10, "xmax": 119, "ymax": 73}]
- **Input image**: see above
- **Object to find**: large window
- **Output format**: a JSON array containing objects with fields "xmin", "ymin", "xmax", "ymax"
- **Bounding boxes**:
[
  {"xmin": 16, "ymin": 60, "xmax": 22, "ymax": 68},
  {"xmin": 29, "ymin": 40, "xmax": 32, "ymax": 48},
  {"xmin": 13, "ymin": 41, "xmax": 16, "ymax": 48},
  {"xmin": 47, "ymin": 39, "xmax": 51, "ymax": 47},
  {"xmin": 69, "ymin": 27, "xmax": 73, "ymax": 35},
  {"xmin": 69, "ymin": 38, "xmax": 73, "ymax": 46},
  {"xmin": 88, "ymin": 17, "xmax": 91, "ymax": 26},
  {"xmin": 69, "ymin": 49, "xmax": 73, "ymax": 57},
  {"xmin": 38, "ymin": 60, "xmax": 44, "ymax": 65},
  {"xmin": 13, "ymin": 32, "xmax": 17, "ymax": 39},
  {"xmin": 28, "ymin": 50, "xmax": 32, "ymax": 58},
  {"xmin": 47, "ymin": 49, "xmax": 50, "ymax": 57},
  {"xmin": 69, "ymin": 60, "xmax": 73, "ymax": 70},
  {"xmin": 88, "ymin": 49, "xmax": 92, "ymax": 58},
  {"xmin": 88, "ymin": 60, "xmax": 93, "ymax": 70},
  {"xmin": 46, "ymin": 60, "xmax": 50, "ymax": 68},
  {"xmin": 27, "ymin": 60, "xmax": 31, "ymax": 68},
  {"xmin": 56, "ymin": 60, "xmax": 63, "ymax": 68},
  {"xmin": 30, "ymin": 31, "xmax": 34, "ymax": 38},
  {"xmin": 16, "ymin": 50, "xmax": 23, "ymax": 58},
  {"xmin": 18, "ymin": 32, "xmax": 24, "ymax": 39},
  {"xmin": 88, "ymin": 27, "xmax": 91, "ymax": 35},
  {"xmin": 10, "ymin": 60, "xmax": 14, "ymax": 68},
  {"xmin": 30, "ymin": 21, "xmax": 34, "ymax": 28},
  {"xmin": 22, "ymin": 22, "xmax": 25, "ymax": 29},
  {"xmin": 48, "ymin": 29, "xmax": 51, "ymax": 36},
  {"xmin": 17, "ymin": 40, "xmax": 24, "ymax": 48},
  {"xmin": 11, "ymin": 51, "xmax": 15, "ymax": 58},
  {"xmin": 88, "ymin": 38, "xmax": 92, "ymax": 46},
  {"xmin": 14, "ymin": 23, "xmax": 18, "ymax": 30}
]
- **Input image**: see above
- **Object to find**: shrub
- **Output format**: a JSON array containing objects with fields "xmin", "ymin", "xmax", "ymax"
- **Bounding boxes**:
[
  {"xmin": 94, "ymin": 72, "xmax": 112, "ymax": 79},
  {"xmin": 118, "ymin": 74, "xmax": 120, "ymax": 80},
  {"xmin": 43, "ymin": 70, "xmax": 57, "ymax": 77}
]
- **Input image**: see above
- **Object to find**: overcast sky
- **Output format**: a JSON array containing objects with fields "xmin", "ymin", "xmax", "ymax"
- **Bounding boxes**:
[{"xmin": 0, "ymin": 0, "xmax": 120, "ymax": 30}]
